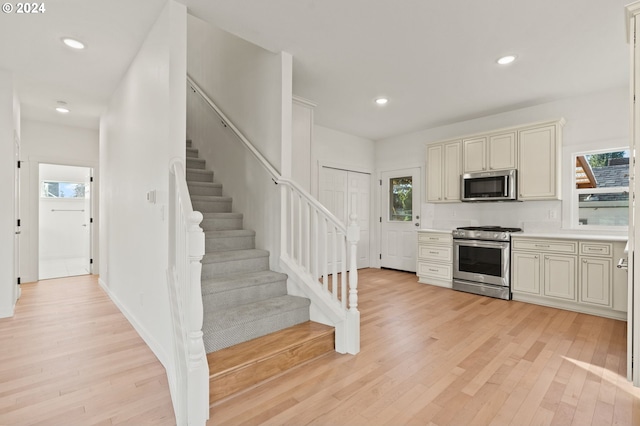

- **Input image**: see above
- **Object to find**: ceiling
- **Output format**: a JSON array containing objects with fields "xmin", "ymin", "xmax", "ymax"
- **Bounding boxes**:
[{"xmin": 0, "ymin": 0, "xmax": 632, "ymax": 140}]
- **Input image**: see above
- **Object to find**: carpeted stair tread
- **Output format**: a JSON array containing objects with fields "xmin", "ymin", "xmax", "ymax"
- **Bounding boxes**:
[
  {"xmin": 191, "ymin": 195, "xmax": 233, "ymax": 203},
  {"xmin": 200, "ymin": 213, "xmax": 244, "ymax": 231},
  {"xmin": 187, "ymin": 181, "xmax": 222, "ymax": 189},
  {"xmin": 186, "ymin": 147, "xmax": 199, "ymax": 158},
  {"xmin": 201, "ymin": 270, "xmax": 287, "ymax": 296},
  {"xmin": 205, "ymin": 229, "xmax": 255, "ymax": 239},
  {"xmin": 202, "ymin": 295, "xmax": 311, "ymax": 352},
  {"xmin": 201, "ymin": 249, "xmax": 269, "ymax": 266},
  {"xmin": 186, "ymin": 157, "xmax": 206, "ymax": 169}
]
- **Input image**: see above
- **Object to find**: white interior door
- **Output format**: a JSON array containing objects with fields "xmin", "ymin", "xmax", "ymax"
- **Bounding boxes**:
[
  {"xmin": 319, "ymin": 166, "xmax": 371, "ymax": 269},
  {"xmin": 380, "ymin": 168, "xmax": 421, "ymax": 272},
  {"xmin": 38, "ymin": 164, "xmax": 92, "ymax": 280}
]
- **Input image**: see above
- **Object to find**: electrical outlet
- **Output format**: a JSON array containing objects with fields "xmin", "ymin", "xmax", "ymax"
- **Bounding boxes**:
[{"xmin": 549, "ymin": 209, "xmax": 557, "ymax": 220}]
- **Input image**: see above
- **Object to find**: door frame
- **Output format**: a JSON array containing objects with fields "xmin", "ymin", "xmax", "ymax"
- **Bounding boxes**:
[
  {"xmin": 23, "ymin": 157, "xmax": 98, "ymax": 282},
  {"xmin": 376, "ymin": 164, "xmax": 424, "ymax": 270}
]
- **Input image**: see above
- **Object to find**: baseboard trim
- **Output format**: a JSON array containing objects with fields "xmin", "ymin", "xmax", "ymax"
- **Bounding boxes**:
[{"xmin": 97, "ymin": 277, "xmax": 170, "ymax": 367}]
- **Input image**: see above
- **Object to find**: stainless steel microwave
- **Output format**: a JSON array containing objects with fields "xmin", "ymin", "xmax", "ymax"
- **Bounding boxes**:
[{"xmin": 461, "ymin": 169, "xmax": 517, "ymax": 202}]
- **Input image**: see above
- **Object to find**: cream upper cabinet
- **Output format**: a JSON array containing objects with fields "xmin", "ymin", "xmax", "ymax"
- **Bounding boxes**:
[
  {"xmin": 426, "ymin": 140, "xmax": 461, "ymax": 203},
  {"xmin": 518, "ymin": 122, "xmax": 564, "ymax": 200},
  {"xmin": 462, "ymin": 137, "xmax": 486, "ymax": 173},
  {"xmin": 463, "ymin": 132, "xmax": 516, "ymax": 173},
  {"xmin": 488, "ymin": 132, "xmax": 517, "ymax": 170}
]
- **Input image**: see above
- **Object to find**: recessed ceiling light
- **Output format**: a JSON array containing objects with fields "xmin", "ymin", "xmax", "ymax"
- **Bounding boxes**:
[
  {"xmin": 62, "ymin": 37, "xmax": 85, "ymax": 50},
  {"xmin": 375, "ymin": 98, "xmax": 388, "ymax": 105},
  {"xmin": 55, "ymin": 101, "xmax": 69, "ymax": 113},
  {"xmin": 496, "ymin": 55, "xmax": 517, "ymax": 65}
]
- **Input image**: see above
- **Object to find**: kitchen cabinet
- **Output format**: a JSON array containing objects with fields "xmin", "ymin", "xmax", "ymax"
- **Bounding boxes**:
[
  {"xmin": 417, "ymin": 230, "xmax": 453, "ymax": 287},
  {"xmin": 518, "ymin": 122, "xmax": 564, "ymax": 200},
  {"xmin": 426, "ymin": 140, "xmax": 461, "ymax": 203},
  {"xmin": 462, "ymin": 132, "xmax": 517, "ymax": 173},
  {"xmin": 578, "ymin": 242, "xmax": 613, "ymax": 307},
  {"xmin": 426, "ymin": 119, "xmax": 563, "ymax": 204},
  {"xmin": 511, "ymin": 236, "xmax": 625, "ymax": 320}
]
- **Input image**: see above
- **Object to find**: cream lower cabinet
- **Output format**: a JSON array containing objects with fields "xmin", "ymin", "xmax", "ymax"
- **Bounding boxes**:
[
  {"xmin": 511, "ymin": 237, "xmax": 625, "ymax": 320},
  {"xmin": 417, "ymin": 230, "xmax": 453, "ymax": 287}
]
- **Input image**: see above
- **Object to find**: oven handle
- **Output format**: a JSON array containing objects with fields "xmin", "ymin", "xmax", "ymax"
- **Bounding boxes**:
[{"xmin": 453, "ymin": 239, "xmax": 510, "ymax": 249}]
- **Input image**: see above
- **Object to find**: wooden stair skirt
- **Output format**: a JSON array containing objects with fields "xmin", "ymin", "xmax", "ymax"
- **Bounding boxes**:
[{"xmin": 208, "ymin": 321, "xmax": 334, "ymax": 404}]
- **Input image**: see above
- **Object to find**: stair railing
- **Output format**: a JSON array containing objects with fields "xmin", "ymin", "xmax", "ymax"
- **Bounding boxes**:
[
  {"xmin": 168, "ymin": 158, "xmax": 209, "ymax": 425},
  {"xmin": 187, "ymin": 75, "xmax": 360, "ymax": 355}
]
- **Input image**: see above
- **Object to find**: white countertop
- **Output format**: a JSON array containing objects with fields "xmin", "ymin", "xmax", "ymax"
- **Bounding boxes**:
[
  {"xmin": 511, "ymin": 233, "xmax": 627, "ymax": 242},
  {"xmin": 418, "ymin": 228, "xmax": 628, "ymax": 242}
]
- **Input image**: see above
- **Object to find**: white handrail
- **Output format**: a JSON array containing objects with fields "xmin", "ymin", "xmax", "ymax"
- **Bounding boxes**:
[
  {"xmin": 168, "ymin": 158, "xmax": 209, "ymax": 425},
  {"xmin": 187, "ymin": 75, "xmax": 279, "ymax": 180}
]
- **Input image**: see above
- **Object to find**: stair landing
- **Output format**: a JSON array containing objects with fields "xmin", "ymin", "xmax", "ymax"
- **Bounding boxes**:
[{"xmin": 208, "ymin": 321, "xmax": 335, "ymax": 404}]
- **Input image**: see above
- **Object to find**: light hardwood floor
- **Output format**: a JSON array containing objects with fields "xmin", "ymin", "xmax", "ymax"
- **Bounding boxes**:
[
  {"xmin": 210, "ymin": 268, "xmax": 640, "ymax": 426},
  {"xmin": 2, "ymin": 270, "xmax": 639, "ymax": 425},
  {"xmin": 0, "ymin": 275, "xmax": 175, "ymax": 425}
]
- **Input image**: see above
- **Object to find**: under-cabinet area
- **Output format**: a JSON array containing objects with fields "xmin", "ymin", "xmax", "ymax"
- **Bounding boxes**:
[{"xmin": 417, "ymin": 230, "xmax": 628, "ymax": 320}]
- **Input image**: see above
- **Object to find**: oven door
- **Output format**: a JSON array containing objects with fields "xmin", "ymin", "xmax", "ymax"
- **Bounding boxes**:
[{"xmin": 453, "ymin": 239, "xmax": 510, "ymax": 287}]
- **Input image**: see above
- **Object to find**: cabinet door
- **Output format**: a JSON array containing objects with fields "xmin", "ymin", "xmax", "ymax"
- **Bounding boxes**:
[
  {"xmin": 488, "ymin": 132, "xmax": 516, "ymax": 170},
  {"xmin": 543, "ymin": 254, "xmax": 577, "ymax": 301},
  {"xmin": 512, "ymin": 251, "xmax": 541, "ymax": 295},
  {"xmin": 518, "ymin": 125, "xmax": 558, "ymax": 200},
  {"xmin": 462, "ymin": 137, "xmax": 486, "ymax": 173},
  {"xmin": 443, "ymin": 141, "xmax": 462, "ymax": 201},
  {"xmin": 580, "ymin": 257, "xmax": 611, "ymax": 307},
  {"xmin": 426, "ymin": 144, "xmax": 443, "ymax": 202}
]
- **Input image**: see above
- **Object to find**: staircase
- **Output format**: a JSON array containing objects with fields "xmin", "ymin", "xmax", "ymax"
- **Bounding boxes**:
[{"xmin": 185, "ymin": 140, "xmax": 335, "ymax": 403}]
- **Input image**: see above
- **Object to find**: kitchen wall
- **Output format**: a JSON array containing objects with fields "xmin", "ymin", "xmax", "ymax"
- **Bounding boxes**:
[{"xmin": 376, "ymin": 86, "xmax": 629, "ymax": 236}]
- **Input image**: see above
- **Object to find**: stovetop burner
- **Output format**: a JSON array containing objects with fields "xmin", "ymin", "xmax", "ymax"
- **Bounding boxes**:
[{"xmin": 457, "ymin": 226, "xmax": 522, "ymax": 233}]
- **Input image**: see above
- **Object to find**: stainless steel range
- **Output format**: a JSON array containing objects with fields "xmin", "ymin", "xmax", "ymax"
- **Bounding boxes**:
[{"xmin": 452, "ymin": 226, "xmax": 522, "ymax": 300}]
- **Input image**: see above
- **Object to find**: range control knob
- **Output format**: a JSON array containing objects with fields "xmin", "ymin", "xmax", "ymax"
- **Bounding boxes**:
[
  {"xmin": 493, "ymin": 233, "xmax": 499, "ymax": 239},
  {"xmin": 501, "ymin": 233, "xmax": 507, "ymax": 240}
]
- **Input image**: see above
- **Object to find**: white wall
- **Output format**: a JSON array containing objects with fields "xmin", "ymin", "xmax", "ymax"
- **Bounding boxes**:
[
  {"xmin": 19, "ymin": 120, "xmax": 99, "ymax": 283},
  {"xmin": 0, "ymin": 69, "xmax": 18, "ymax": 318},
  {"xmin": 187, "ymin": 14, "xmax": 284, "ymax": 171},
  {"xmin": 376, "ymin": 86, "xmax": 629, "ymax": 237},
  {"xmin": 100, "ymin": 0, "xmax": 186, "ymax": 367}
]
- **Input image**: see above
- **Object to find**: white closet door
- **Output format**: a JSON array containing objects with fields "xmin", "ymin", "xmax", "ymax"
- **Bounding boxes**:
[{"xmin": 319, "ymin": 166, "xmax": 370, "ymax": 269}]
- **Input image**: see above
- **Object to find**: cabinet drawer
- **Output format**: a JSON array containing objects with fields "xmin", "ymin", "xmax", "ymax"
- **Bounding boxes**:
[
  {"xmin": 579, "ymin": 242, "xmax": 612, "ymax": 257},
  {"xmin": 418, "ymin": 233, "xmax": 452, "ymax": 245},
  {"xmin": 418, "ymin": 245, "xmax": 452, "ymax": 262},
  {"xmin": 417, "ymin": 261, "xmax": 452, "ymax": 280},
  {"xmin": 512, "ymin": 239, "xmax": 577, "ymax": 254}
]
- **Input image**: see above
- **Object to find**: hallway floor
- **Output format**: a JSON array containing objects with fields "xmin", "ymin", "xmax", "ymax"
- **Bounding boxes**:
[{"xmin": 0, "ymin": 275, "xmax": 175, "ymax": 424}]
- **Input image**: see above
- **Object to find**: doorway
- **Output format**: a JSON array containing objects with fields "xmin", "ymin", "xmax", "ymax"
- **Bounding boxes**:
[
  {"xmin": 38, "ymin": 164, "xmax": 92, "ymax": 280},
  {"xmin": 380, "ymin": 167, "xmax": 421, "ymax": 272}
]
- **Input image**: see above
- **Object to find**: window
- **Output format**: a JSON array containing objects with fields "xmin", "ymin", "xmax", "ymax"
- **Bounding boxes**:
[
  {"xmin": 41, "ymin": 181, "xmax": 86, "ymax": 199},
  {"xmin": 389, "ymin": 176, "xmax": 412, "ymax": 221},
  {"xmin": 574, "ymin": 149, "xmax": 629, "ymax": 228}
]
